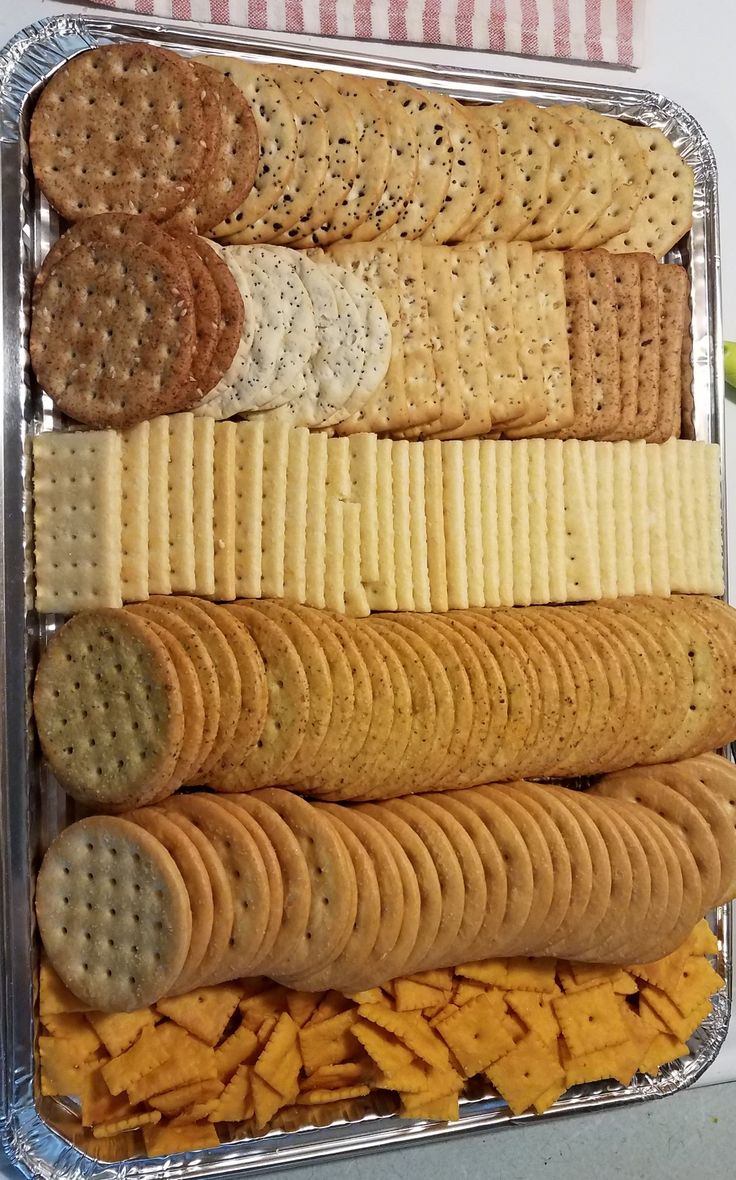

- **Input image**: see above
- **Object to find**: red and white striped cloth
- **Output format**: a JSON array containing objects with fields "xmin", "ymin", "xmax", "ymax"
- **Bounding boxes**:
[{"xmin": 85, "ymin": 0, "xmax": 643, "ymax": 67}]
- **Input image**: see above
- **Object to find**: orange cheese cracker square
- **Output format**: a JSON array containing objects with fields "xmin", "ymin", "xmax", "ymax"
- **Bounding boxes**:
[
  {"xmin": 252, "ymin": 1072, "xmax": 290, "ymax": 1129},
  {"xmin": 374, "ymin": 1061, "xmax": 431, "ymax": 1093},
  {"xmin": 239, "ymin": 986, "xmax": 289, "ymax": 1033},
  {"xmin": 485, "ymin": 1032, "xmax": 564, "ymax": 1116},
  {"xmin": 504, "ymin": 959, "xmax": 558, "ymax": 993},
  {"xmin": 40, "ymin": 959, "xmax": 91, "ymax": 1017},
  {"xmin": 80, "ymin": 1067, "xmax": 134, "ymax": 1127},
  {"xmin": 101, "ymin": 1024, "xmax": 181, "ymax": 1096},
  {"xmin": 357, "ymin": 1005, "xmax": 452, "ymax": 1071},
  {"xmin": 286, "ymin": 991, "xmax": 322, "ymax": 1028},
  {"xmin": 41, "ymin": 1012, "xmax": 101, "ymax": 1052},
  {"xmin": 157, "ymin": 984, "xmax": 243, "ymax": 1046},
  {"xmin": 92, "ymin": 1110, "xmax": 160, "ymax": 1139},
  {"xmin": 300, "ymin": 1062, "xmax": 371, "ymax": 1092},
  {"xmin": 344, "ymin": 987, "xmax": 384, "ymax": 1005},
  {"xmin": 638, "ymin": 987, "xmax": 711, "ymax": 1042},
  {"xmin": 506, "ymin": 991, "xmax": 560, "ymax": 1046},
  {"xmin": 452, "ymin": 981, "xmax": 490, "ymax": 1007},
  {"xmin": 638, "ymin": 1032, "xmax": 690, "ymax": 1077},
  {"xmin": 394, "ymin": 979, "xmax": 447, "ymax": 1011},
  {"xmin": 569, "ymin": 962, "xmax": 624, "ymax": 990},
  {"xmin": 306, "ymin": 991, "xmax": 354, "ymax": 1025},
  {"xmin": 208, "ymin": 1064, "xmax": 254, "ymax": 1122},
  {"xmin": 296, "ymin": 1084, "xmax": 371, "ymax": 1105},
  {"xmin": 660, "ymin": 958, "xmax": 725, "ymax": 1017},
  {"xmin": 299, "ymin": 1009, "xmax": 359, "ymax": 1074},
  {"xmin": 435, "ymin": 992, "xmax": 514, "ymax": 1076},
  {"xmin": 214, "ymin": 1023, "xmax": 259, "ymax": 1081},
  {"xmin": 684, "ymin": 920, "xmax": 719, "ymax": 957},
  {"xmin": 170, "ymin": 1098, "xmax": 222, "ymax": 1125},
  {"xmin": 399, "ymin": 1090, "xmax": 460, "ymax": 1121},
  {"xmin": 455, "ymin": 958, "xmax": 509, "ymax": 988},
  {"xmin": 127, "ymin": 1035, "xmax": 217, "ymax": 1105},
  {"xmin": 86, "ymin": 1009, "xmax": 156, "ymax": 1057},
  {"xmin": 148, "ymin": 1078, "xmax": 225, "ymax": 1116},
  {"xmin": 553, "ymin": 983, "xmax": 627, "ymax": 1056},
  {"xmin": 533, "ymin": 1077, "xmax": 567, "ymax": 1115},
  {"xmin": 254, "ymin": 1012, "xmax": 302, "ymax": 1098},
  {"xmin": 352, "ymin": 1019, "xmax": 414, "ymax": 1076},
  {"xmin": 143, "ymin": 1120, "xmax": 219, "ymax": 1156}
]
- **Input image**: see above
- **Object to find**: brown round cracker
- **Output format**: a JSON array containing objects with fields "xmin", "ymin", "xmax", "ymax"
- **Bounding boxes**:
[
  {"xmin": 34, "ymin": 608, "xmax": 184, "ymax": 811},
  {"xmin": 36, "ymin": 815, "xmax": 192, "ymax": 1011},
  {"xmin": 30, "ymin": 44, "xmax": 211, "ymax": 222},
  {"xmin": 161, "ymin": 230, "xmax": 221, "ymax": 393},
  {"xmin": 31, "ymin": 238, "xmax": 196, "ymax": 428},
  {"xmin": 187, "ymin": 237, "xmax": 245, "ymax": 383}
]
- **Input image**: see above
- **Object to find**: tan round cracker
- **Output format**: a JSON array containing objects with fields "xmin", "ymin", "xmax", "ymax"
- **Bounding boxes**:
[
  {"xmin": 166, "ymin": 794, "xmax": 270, "ymax": 982},
  {"xmin": 34, "ymin": 608, "xmax": 184, "ymax": 811},
  {"xmin": 421, "ymin": 95, "xmax": 483, "ymax": 245},
  {"xmin": 589, "ymin": 798, "xmax": 658, "ymax": 963},
  {"xmin": 580, "ymin": 609, "xmax": 643, "ymax": 771},
  {"xmin": 594, "ymin": 796, "xmax": 652, "ymax": 962},
  {"xmin": 540, "ymin": 608, "xmax": 613, "ymax": 774},
  {"xmin": 195, "ymin": 601, "xmax": 268, "ymax": 775},
  {"xmin": 407, "ymin": 795, "xmax": 487, "ymax": 965},
  {"xmin": 380, "ymin": 80, "xmax": 452, "ymax": 241},
  {"xmin": 517, "ymin": 105, "xmax": 580, "ymax": 242},
  {"xmin": 470, "ymin": 101, "xmax": 549, "ymax": 241},
  {"xmin": 352, "ymin": 630, "xmax": 415, "ymax": 802},
  {"xmin": 684, "ymin": 754, "xmax": 736, "ymax": 901},
  {"xmin": 241, "ymin": 600, "xmax": 332, "ymax": 782},
  {"xmin": 436, "ymin": 616, "xmax": 499, "ymax": 789},
  {"xmin": 149, "ymin": 597, "xmax": 241, "ymax": 778},
  {"xmin": 203, "ymin": 58, "xmax": 298, "ymax": 237},
  {"xmin": 568, "ymin": 791, "xmax": 633, "ymax": 962},
  {"xmin": 36, "ymin": 815, "xmax": 192, "ymax": 1011},
  {"xmin": 318, "ymin": 803, "xmax": 404, "ymax": 989},
  {"xmin": 603, "ymin": 126, "xmax": 694, "ymax": 258},
  {"xmin": 345, "ymin": 79, "xmax": 418, "ymax": 242},
  {"xmin": 127, "ymin": 806, "xmax": 213, "ymax": 993},
  {"xmin": 172, "ymin": 62, "xmax": 259, "ymax": 234},
  {"xmin": 363, "ymin": 622, "xmax": 437, "ymax": 794},
  {"xmin": 30, "ymin": 44, "xmax": 210, "ymax": 222},
  {"xmin": 209, "ymin": 604, "xmax": 308, "ymax": 791},
  {"xmin": 154, "ymin": 807, "xmax": 233, "ymax": 988},
  {"xmin": 383, "ymin": 797, "xmax": 466, "ymax": 971},
  {"xmin": 356, "ymin": 801, "xmax": 441, "ymax": 978},
  {"xmin": 626, "ymin": 805, "xmax": 703, "ymax": 960},
  {"xmin": 285, "ymin": 806, "xmax": 382, "ymax": 992},
  {"xmin": 550, "ymin": 787, "xmax": 613, "ymax": 958},
  {"xmin": 454, "ymin": 106, "xmax": 501, "ymax": 240},
  {"xmin": 127, "ymin": 603, "xmax": 220, "ymax": 783},
  {"xmin": 141, "ymin": 619, "xmax": 204, "ymax": 792},
  {"xmin": 532, "ymin": 118, "xmax": 613, "ymax": 250},
  {"xmin": 521, "ymin": 611, "xmax": 582, "ymax": 776},
  {"xmin": 255, "ymin": 788, "xmax": 357, "ymax": 983},
  {"xmin": 31, "ymin": 238, "xmax": 196, "ymax": 428}
]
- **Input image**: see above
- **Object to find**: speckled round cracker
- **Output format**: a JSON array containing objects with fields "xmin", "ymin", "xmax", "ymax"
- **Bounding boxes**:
[
  {"xmin": 345, "ymin": 78, "xmax": 418, "ymax": 243},
  {"xmin": 454, "ymin": 106, "xmax": 501, "ymax": 240},
  {"xmin": 149, "ymin": 597, "xmax": 241, "ymax": 778},
  {"xmin": 33, "ymin": 609, "xmax": 184, "ymax": 811},
  {"xmin": 172, "ymin": 62, "xmax": 259, "ymax": 234},
  {"xmin": 380, "ymin": 80, "xmax": 452, "ymax": 241},
  {"xmin": 351, "ymin": 628, "xmax": 414, "ymax": 802},
  {"xmin": 202, "ymin": 57, "xmax": 298, "ymax": 238},
  {"xmin": 290, "ymin": 253, "xmax": 362, "ymax": 424},
  {"xmin": 36, "ymin": 815, "xmax": 192, "ymax": 1011},
  {"xmin": 422, "ymin": 95, "xmax": 483, "ymax": 245},
  {"xmin": 519, "ymin": 611, "xmax": 583, "ymax": 777},
  {"xmin": 256, "ymin": 788, "xmax": 357, "ymax": 983},
  {"xmin": 210, "ymin": 603, "xmax": 308, "ymax": 791},
  {"xmin": 532, "ymin": 118, "xmax": 613, "ymax": 250},
  {"xmin": 194, "ymin": 601, "xmax": 267, "ymax": 776},
  {"xmin": 140, "ymin": 618, "xmax": 204, "ymax": 792},
  {"xmin": 30, "ymin": 44, "xmax": 211, "ymax": 222},
  {"xmin": 167, "ymin": 794, "xmax": 270, "ymax": 981},
  {"xmin": 31, "ymin": 239, "xmax": 196, "ymax": 429},
  {"xmin": 127, "ymin": 806, "xmax": 213, "ymax": 993},
  {"xmin": 126, "ymin": 603, "xmax": 219, "ymax": 785},
  {"xmin": 247, "ymin": 246, "xmax": 318, "ymax": 406},
  {"xmin": 603, "ymin": 126, "xmax": 694, "ymax": 258},
  {"xmin": 517, "ymin": 104, "xmax": 580, "ymax": 242},
  {"xmin": 470, "ymin": 101, "xmax": 549, "ymax": 241}
]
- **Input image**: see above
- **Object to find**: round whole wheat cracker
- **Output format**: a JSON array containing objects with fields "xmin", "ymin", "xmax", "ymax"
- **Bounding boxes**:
[
  {"xmin": 188, "ymin": 237, "xmax": 245, "ymax": 387},
  {"xmin": 161, "ymin": 230, "xmax": 221, "ymax": 394},
  {"xmin": 127, "ymin": 806, "xmax": 213, "ymax": 993},
  {"xmin": 126, "ymin": 603, "xmax": 220, "ymax": 782},
  {"xmin": 630, "ymin": 806, "xmax": 704, "ymax": 960},
  {"xmin": 31, "ymin": 239, "xmax": 196, "ymax": 428},
  {"xmin": 30, "ymin": 44, "xmax": 211, "ymax": 222},
  {"xmin": 256, "ymin": 788, "xmax": 358, "ymax": 983},
  {"xmin": 34, "ymin": 609, "xmax": 184, "ymax": 811},
  {"xmin": 140, "ymin": 618, "xmax": 204, "ymax": 792},
  {"xmin": 167, "ymin": 794, "xmax": 270, "ymax": 982},
  {"xmin": 541, "ymin": 608, "xmax": 613, "ymax": 774},
  {"xmin": 155, "ymin": 807, "xmax": 234, "ymax": 986},
  {"xmin": 172, "ymin": 62, "xmax": 259, "ymax": 234},
  {"xmin": 36, "ymin": 815, "xmax": 192, "ymax": 1011},
  {"xmin": 282, "ymin": 605, "xmax": 356, "ymax": 776}
]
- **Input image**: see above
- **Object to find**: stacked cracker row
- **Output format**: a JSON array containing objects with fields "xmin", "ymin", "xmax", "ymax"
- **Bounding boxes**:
[
  {"xmin": 32, "ymin": 424, "xmax": 723, "ymax": 615},
  {"xmin": 198, "ymin": 243, "xmax": 691, "ymax": 446},
  {"xmin": 38, "ymin": 921, "xmax": 723, "ymax": 1150},
  {"xmin": 35, "ymin": 755, "xmax": 736, "ymax": 1012},
  {"xmin": 33, "ymin": 597, "xmax": 736, "ymax": 812}
]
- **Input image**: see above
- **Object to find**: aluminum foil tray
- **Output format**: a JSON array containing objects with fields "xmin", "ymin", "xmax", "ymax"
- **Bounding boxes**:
[{"xmin": 0, "ymin": 13, "xmax": 730, "ymax": 1179}]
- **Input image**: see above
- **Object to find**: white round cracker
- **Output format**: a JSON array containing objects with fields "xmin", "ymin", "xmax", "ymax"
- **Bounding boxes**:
[{"xmin": 247, "ymin": 246, "xmax": 318, "ymax": 410}]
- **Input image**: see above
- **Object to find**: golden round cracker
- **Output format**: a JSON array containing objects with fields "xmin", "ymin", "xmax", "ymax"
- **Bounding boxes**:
[
  {"xmin": 256, "ymin": 788, "xmax": 357, "ymax": 983},
  {"xmin": 167, "ymin": 794, "xmax": 270, "ymax": 982},
  {"xmin": 153, "ymin": 806, "xmax": 233, "ymax": 988},
  {"xmin": 34, "ymin": 609, "xmax": 184, "ymax": 811},
  {"xmin": 421, "ymin": 95, "xmax": 483, "ymax": 245},
  {"xmin": 160, "ymin": 229, "xmax": 220, "ymax": 394},
  {"xmin": 195, "ymin": 601, "xmax": 268, "ymax": 776},
  {"xmin": 684, "ymin": 754, "xmax": 736, "ymax": 902},
  {"xmin": 141, "ymin": 619, "xmax": 204, "ymax": 792},
  {"xmin": 470, "ymin": 101, "xmax": 550, "ymax": 241},
  {"xmin": 380, "ymin": 80, "xmax": 452, "ymax": 241},
  {"xmin": 538, "ymin": 607, "xmax": 612, "ymax": 775},
  {"xmin": 126, "ymin": 603, "xmax": 220, "ymax": 783},
  {"xmin": 523, "ymin": 610, "xmax": 586, "ymax": 776},
  {"xmin": 210, "ymin": 604, "xmax": 308, "ymax": 791},
  {"xmin": 36, "ymin": 815, "xmax": 192, "ymax": 1011},
  {"xmin": 567, "ymin": 791, "xmax": 633, "ymax": 962},
  {"xmin": 351, "ymin": 630, "xmax": 415, "ymax": 802},
  {"xmin": 485, "ymin": 610, "xmax": 560, "ymax": 778},
  {"xmin": 365, "ymin": 623, "xmax": 437, "ymax": 794},
  {"xmin": 588, "ymin": 797, "xmax": 659, "ymax": 963},
  {"xmin": 516, "ymin": 105, "xmax": 580, "ymax": 242},
  {"xmin": 30, "ymin": 44, "xmax": 210, "ymax": 222},
  {"xmin": 550, "ymin": 787, "xmax": 613, "ymax": 957},
  {"xmin": 345, "ymin": 79, "xmax": 418, "ymax": 242},
  {"xmin": 626, "ymin": 805, "xmax": 703, "ymax": 961},
  {"xmin": 435, "ymin": 616, "xmax": 498, "ymax": 789},
  {"xmin": 127, "ymin": 806, "xmax": 213, "ymax": 994}
]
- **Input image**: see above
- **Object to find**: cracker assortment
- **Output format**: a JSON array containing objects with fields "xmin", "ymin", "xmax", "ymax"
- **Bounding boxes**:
[
  {"xmin": 34, "ymin": 597, "xmax": 736, "ymax": 803},
  {"xmin": 36, "ymin": 756, "xmax": 736, "ymax": 1008},
  {"xmin": 32, "ymin": 428, "xmax": 724, "ymax": 613},
  {"xmin": 37, "ymin": 918, "xmax": 722, "ymax": 1153}
]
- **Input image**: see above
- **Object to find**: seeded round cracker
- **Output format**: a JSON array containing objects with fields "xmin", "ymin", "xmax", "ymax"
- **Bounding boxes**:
[
  {"xmin": 422, "ymin": 95, "xmax": 483, "ymax": 245},
  {"xmin": 126, "ymin": 604, "xmax": 219, "ymax": 784},
  {"xmin": 149, "ymin": 597, "xmax": 240, "ymax": 776},
  {"xmin": 583, "ymin": 610, "xmax": 643, "ymax": 770},
  {"xmin": 31, "ymin": 239, "xmax": 196, "ymax": 429},
  {"xmin": 127, "ymin": 807, "xmax": 213, "ymax": 993},
  {"xmin": 318, "ymin": 804, "xmax": 404, "ymax": 988},
  {"xmin": 195, "ymin": 602, "xmax": 268, "ymax": 775},
  {"xmin": 153, "ymin": 806, "xmax": 234, "ymax": 988},
  {"xmin": 379, "ymin": 80, "xmax": 452, "ymax": 241},
  {"xmin": 532, "ymin": 119, "xmax": 613, "ymax": 250},
  {"xmin": 357, "ymin": 802, "xmax": 441, "ymax": 978},
  {"xmin": 453, "ymin": 107, "xmax": 501, "ymax": 240},
  {"xmin": 34, "ymin": 609, "xmax": 184, "ymax": 810},
  {"xmin": 36, "ymin": 214, "xmax": 192, "ymax": 295},
  {"xmin": 172, "ymin": 62, "xmax": 259, "ymax": 234},
  {"xmin": 603, "ymin": 126, "xmax": 694, "ymax": 258},
  {"xmin": 31, "ymin": 44, "xmax": 210, "ymax": 222},
  {"xmin": 203, "ymin": 58, "xmax": 298, "ymax": 237},
  {"xmin": 346, "ymin": 79, "xmax": 418, "ymax": 242},
  {"xmin": 140, "ymin": 619, "xmax": 204, "ymax": 791},
  {"xmin": 255, "ymin": 788, "xmax": 358, "ymax": 983},
  {"xmin": 469, "ymin": 102, "xmax": 550, "ymax": 241},
  {"xmin": 166, "ymin": 794, "xmax": 270, "ymax": 982},
  {"xmin": 520, "ymin": 612, "xmax": 580, "ymax": 776},
  {"xmin": 516, "ymin": 105, "xmax": 580, "ymax": 242},
  {"xmin": 36, "ymin": 816, "xmax": 192, "ymax": 1011}
]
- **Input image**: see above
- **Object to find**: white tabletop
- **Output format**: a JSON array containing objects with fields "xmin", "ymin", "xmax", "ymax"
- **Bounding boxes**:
[{"xmin": 1, "ymin": 0, "xmax": 735, "ymax": 1163}]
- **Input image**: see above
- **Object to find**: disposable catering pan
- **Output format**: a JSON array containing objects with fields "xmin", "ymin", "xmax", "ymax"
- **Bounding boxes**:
[{"xmin": 0, "ymin": 13, "xmax": 730, "ymax": 1179}]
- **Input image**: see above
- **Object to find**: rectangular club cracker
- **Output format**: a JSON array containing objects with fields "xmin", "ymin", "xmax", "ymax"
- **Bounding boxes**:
[
  {"xmin": 660, "ymin": 438, "xmax": 686, "ymax": 593},
  {"xmin": 508, "ymin": 253, "xmax": 574, "ymax": 438},
  {"xmin": 260, "ymin": 421, "xmax": 290, "ymax": 598},
  {"xmin": 689, "ymin": 441, "xmax": 716, "ymax": 596},
  {"xmin": 676, "ymin": 438, "xmax": 699, "ymax": 593},
  {"xmin": 559, "ymin": 251, "xmax": 594, "ymax": 439},
  {"xmin": 365, "ymin": 438, "xmax": 398, "ymax": 612},
  {"xmin": 120, "ymin": 422, "xmax": 149, "ymax": 603},
  {"xmin": 562, "ymin": 439, "xmax": 601, "ymax": 601},
  {"xmin": 612, "ymin": 442, "xmax": 636, "ymax": 597},
  {"xmin": 544, "ymin": 438, "xmax": 567, "ymax": 603},
  {"xmin": 594, "ymin": 440, "xmax": 618, "ymax": 598},
  {"xmin": 324, "ymin": 496, "xmax": 346, "ymax": 614},
  {"xmin": 704, "ymin": 443, "xmax": 725, "ymax": 594},
  {"xmin": 342, "ymin": 501, "xmax": 370, "ymax": 617},
  {"xmin": 212, "ymin": 421, "xmax": 236, "ymax": 601},
  {"xmin": 418, "ymin": 246, "xmax": 465, "ymax": 436},
  {"xmin": 408, "ymin": 442, "xmax": 432, "ymax": 612},
  {"xmin": 650, "ymin": 264, "xmax": 688, "ymax": 443},
  {"xmin": 305, "ymin": 431, "xmax": 329, "ymax": 610},
  {"xmin": 33, "ymin": 431, "xmax": 122, "ymax": 612},
  {"xmin": 645, "ymin": 441, "xmax": 671, "ymax": 596},
  {"xmin": 603, "ymin": 254, "xmax": 641, "ymax": 441},
  {"xmin": 391, "ymin": 440, "xmax": 415, "ymax": 610},
  {"xmin": 283, "ymin": 427, "xmax": 310, "ymax": 604},
  {"xmin": 506, "ymin": 242, "xmax": 546, "ymax": 429},
  {"xmin": 495, "ymin": 440, "xmax": 515, "ymax": 607},
  {"xmin": 441, "ymin": 440, "xmax": 469, "ymax": 609},
  {"xmin": 479, "ymin": 441, "xmax": 502, "ymax": 607},
  {"xmin": 631, "ymin": 253, "xmax": 661, "ymax": 439},
  {"xmin": 348, "ymin": 434, "xmax": 380, "ymax": 584},
  {"xmin": 629, "ymin": 439, "xmax": 653, "ymax": 595},
  {"xmin": 462, "ymin": 440, "xmax": 485, "ymax": 608},
  {"xmin": 233, "ymin": 420, "xmax": 265, "ymax": 599},
  {"xmin": 584, "ymin": 250, "xmax": 621, "ymax": 439},
  {"xmin": 167, "ymin": 413, "xmax": 196, "ymax": 595},
  {"xmin": 510, "ymin": 440, "xmax": 533, "ymax": 606},
  {"xmin": 423, "ymin": 439, "xmax": 449, "ymax": 612},
  {"xmin": 192, "ymin": 418, "xmax": 215, "ymax": 599},
  {"xmin": 523, "ymin": 438, "xmax": 549, "ymax": 605},
  {"xmin": 432, "ymin": 247, "xmax": 494, "ymax": 439},
  {"xmin": 148, "ymin": 416, "xmax": 171, "ymax": 596}
]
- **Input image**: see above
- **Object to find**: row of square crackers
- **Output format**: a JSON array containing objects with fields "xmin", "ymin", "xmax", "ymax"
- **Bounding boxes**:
[{"xmin": 31, "ymin": 423, "xmax": 723, "ymax": 616}]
